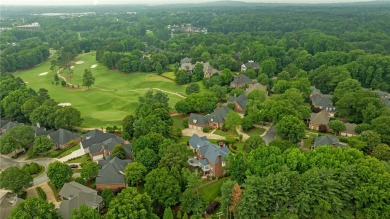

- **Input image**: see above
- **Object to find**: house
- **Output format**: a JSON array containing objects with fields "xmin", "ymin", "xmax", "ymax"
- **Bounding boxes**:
[
  {"xmin": 179, "ymin": 61, "xmax": 219, "ymax": 78},
  {"xmin": 228, "ymin": 94, "xmax": 248, "ymax": 113},
  {"xmin": 309, "ymin": 111, "xmax": 330, "ymax": 131},
  {"xmin": 374, "ymin": 90, "xmax": 390, "ymax": 108},
  {"xmin": 31, "ymin": 126, "xmax": 51, "ymax": 137},
  {"xmin": 0, "ymin": 121, "xmax": 22, "ymax": 134},
  {"xmin": 241, "ymin": 60, "xmax": 260, "ymax": 72},
  {"xmin": 312, "ymin": 136, "xmax": 341, "ymax": 149},
  {"xmin": 202, "ymin": 62, "xmax": 221, "ymax": 78},
  {"xmin": 58, "ymin": 182, "xmax": 103, "ymax": 219},
  {"xmin": 245, "ymin": 83, "xmax": 268, "ymax": 96},
  {"xmin": 188, "ymin": 134, "xmax": 229, "ymax": 177},
  {"xmin": 340, "ymin": 123, "xmax": 357, "ymax": 137},
  {"xmin": 230, "ymin": 74, "xmax": 254, "ymax": 88},
  {"xmin": 310, "ymin": 86, "xmax": 336, "ymax": 117},
  {"xmin": 80, "ymin": 129, "xmax": 117, "ymax": 153},
  {"xmin": 0, "ymin": 191, "xmax": 23, "ymax": 219},
  {"xmin": 180, "ymin": 57, "xmax": 192, "ymax": 64},
  {"xmin": 95, "ymin": 157, "xmax": 132, "ymax": 191},
  {"xmin": 188, "ymin": 106, "xmax": 231, "ymax": 130},
  {"xmin": 88, "ymin": 137, "xmax": 132, "ymax": 161},
  {"xmin": 47, "ymin": 129, "xmax": 80, "ymax": 149}
]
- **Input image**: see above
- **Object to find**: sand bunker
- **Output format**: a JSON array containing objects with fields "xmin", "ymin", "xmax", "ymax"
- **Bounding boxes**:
[
  {"xmin": 70, "ymin": 66, "xmax": 75, "ymax": 69},
  {"xmin": 58, "ymin": 103, "xmax": 72, "ymax": 107},
  {"xmin": 75, "ymin": 61, "xmax": 85, "ymax": 64},
  {"xmin": 39, "ymin": 72, "xmax": 48, "ymax": 76},
  {"xmin": 91, "ymin": 64, "xmax": 97, "ymax": 68}
]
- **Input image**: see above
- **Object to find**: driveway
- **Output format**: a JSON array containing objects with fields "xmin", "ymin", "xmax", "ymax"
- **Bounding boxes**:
[
  {"xmin": 261, "ymin": 124, "xmax": 276, "ymax": 145},
  {"xmin": 58, "ymin": 148, "xmax": 85, "ymax": 162},
  {"xmin": 0, "ymin": 155, "xmax": 25, "ymax": 171},
  {"xmin": 182, "ymin": 128, "xmax": 225, "ymax": 140}
]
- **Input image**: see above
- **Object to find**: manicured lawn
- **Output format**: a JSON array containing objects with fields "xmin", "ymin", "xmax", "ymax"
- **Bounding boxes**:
[
  {"xmin": 199, "ymin": 178, "xmax": 229, "ymax": 203},
  {"xmin": 214, "ymin": 129, "xmax": 238, "ymax": 138},
  {"xmin": 65, "ymin": 154, "xmax": 89, "ymax": 164},
  {"xmin": 72, "ymin": 169, "xmax": 81, "ymax": 173},
  {"xmin": 244, "ymin": 127, "xmax": 265, "ymax": 136},
  {"xmin": 15, "ymin": 51, "xmax": 187, "ymax": 128},
  {"xmin": 172, "ymin": 114, "xmax": 189, "ymax": 130},
  {"xmin": 57, "ymin": 144, "xmax": 80, "ymax": 158},
  {"xmin": 162, "ymin": 71, "xmax": 176, "ymax": 80},
  {"xmin": 303, "ymin": 133, "xmax": 317, "ymax": 149}
]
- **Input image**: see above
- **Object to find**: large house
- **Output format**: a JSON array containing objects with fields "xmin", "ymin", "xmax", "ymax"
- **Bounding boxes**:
[
  {"xmin": 81, "ymin": 129, "xmax": 117, "ymax": 153},
  {"xmin": 309, "ymin": 111, "xmax": 330, "ymax": 131},
  {"xmin": 310, "ymin": 86, "xmax": 336, "ymax": 117},
  {"xmin": 312, "ymin": 136, "xmax": 341, "ymax": 149},
  {"xmin": 340, "ymin": 123, "xmax": 357, "ymax": 137},
  {"xmin": 230, "ymin": 74, "xmax": 254, "ymax": 88},
  {"xmin": 188, "ymin": 134, "xmax": 229, "ymax": 177},
  {"xmin": 188, "ymin": 106, "xmax": 231, "ymax": 130},
  {"xmin": 95, "ymin": 157, "xmax": 131, "ymax": 191},
  {"xmin": 228, "ymin": 94, "xmax": 248, "ymax": 113},
  {"xmin": 58, "ymin": 182, "xmax": 103, "ymax": 219},
  {"xmin": 47, "ymin": 129, "xmax": 80, "ymax": 149},
  {"xmin": 0, "ymin": 191, "xmax": 23, "ymax": 219},
  {"xmin": 179, "ymin": 59, "xmax": 220, "ymax": 78},
  {"xmin": 241, "ymin": 60, "xmax": 260, "ymax": 72}
]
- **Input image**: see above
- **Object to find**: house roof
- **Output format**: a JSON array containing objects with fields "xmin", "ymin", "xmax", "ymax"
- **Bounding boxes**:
[
  {"xmin": 311, "ymin": 95, "xmax": 335, "ymax": 111},
  {"xmin": 313, "ymin": 136, "xmax": 340, "ymax": 147},
  {"xmin": 242, "ymin": 61, "xmax": 260, "ymax": 69},
  {"xmin": 0, "ymin": 119, "xmax": 10, "ymax": 128},
  {"xmin": 59, "ymin": 181, "xmax": 97, "ymax": 198},
  {"xmin": 188, "ymin": 113, "xmax": 206, "ymax": 126},
  {"xmin": 96, "ymin": 157, "xmax": 131, "ymax": 185},
  {"xmin": 89, "ymin": 137, "xmax": 124, "ymax": 154},
  {"xmin": 310, "ymin": 86, "xmax": 322, "ymax": 97},
  {"xmin": 229, "ymin": 94, "xmax": 249, "ymax": 110},
  {"xmin": 230, "ymin": 74, "xmax": 252, "ymax": 86},
  {"xmin": 48, "ymin": 129, "xmax": 80, "ymax": 145},
  {"xmin": 31, "ymin": 126, "xmax": 50, "ymax": 136},
  {"xmin": 81, "ymin": 129, "xmax": 117, "ymax": 149},
  {"xmin": 1, "ymin": 121, "xmax": 22, "ymax": 131},
  {"xmin": 343, "ymin": 123, "xmax": 357, "ymax": 134},
  {"xmin": 374, "ymin": 89, "xmax": 390, "ymax": 98},
  {"xmin": 0, "ymin": 191, "xmax": 23, "ymax": 219},
  {"xmin": 190, "ymin": 134, "xmax": 229, "ymax": 164},
  {"xmin": 310, "ymin": 111, "xmax": 330, "ymax": 125},
  {"xmin": 180, "ymin": 63, "xmax": 195, "ymax": 72},
  {"xmin": 180, "ymin": 57, "xmax": 192, "ymax": 64},
  {"xmin": 199, "ymin": 158, "xmax": 209, "ymax": 167},
  {"xmin": 189, "ymin": 134, "xmax": 210, "ymax": 150},
  {"xmin": 245, "ymin": 83, "xmax": 267, "ymax": 95},
  {"xmin": 58, "ymin": 189, "xmax": 102, "ymax": 219},
  {"xmin": 205, "ymin": 106, "xmax": 230, "ymax": 124}
]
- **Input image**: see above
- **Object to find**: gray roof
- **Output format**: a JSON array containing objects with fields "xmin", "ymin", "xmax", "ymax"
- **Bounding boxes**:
[
  {"xmin": 180, "ymin": 57, "xmax": 192, "ymax": 64},
  {"xmin": 0, "ymin": 191, "xmax": 23, "ymax": 219},
  {"xmin": 188, "ymin": 113, "xmax": 206, "ymax": 126},
  {"xmin": 89, "ymin": 137, "xmax": 124, "ymax": 154},
  {"xmin": 230, "ymin": 74, "xmax": 252, "ymax": 86},
  {"xmin": 374, "ymin": 89, "xmax": 390, "ymax": 98},
  {"xmin": 96, "ymin": 157, "xmax": 131, "ymax": 185},
  {"xmin": 0, "ymin": 119, "xmax": 10, "ymax": 128},
  {"xmin": 189, "ymin": 134, "xmax": 229, "ymax": 164},
  {"xmin": 242, "ymin": 61, "xmax": 260, "ymax": 69},
  {"xmin": 206, "ymin": 106, "xmax": 230, "ymax": 123},
  {"xmin": 189, "ymin": 134, "xmax": 209, "ymax": 150},
  {"xmin": 343, "ymin": 123, "xmax": 357, "ymax": 134},
  {"xmin": 48, "ymin": 129, "xmax": 80, "ymax": 145},
  {"xmin": 199, "ymin": 159, "xmax": 209, "ymax": 167},
  {"xmin": 31, "ymin": 126, "xmax": 50, "ymax": 136},
  {"xmin": 310, "ymin": 112, "xmax": 330, "ymax": 125},
  {"xmin": 181, "ymin": 62, "xmax": 195, "ymax": 72},
  {"xmin": 311, "ymin": 95, "xmax": 335, "ymax": 111},
  {"xmin": 59, "ymin": 181, "xmax": 98, "ymax": 198},
  {"xmin": 81, "ymin": 129, "xmax": 117, "ymax": 149},
  {"xmin": 229, "ymin": 94, "xmax": 249, "ymax": 110},
  {"xmin": 310, "ymin": 86, "xmax": 323, "ymax": 97},
  {"xmin": 384, "ymin": 99, "xmax": 390, "ymax": 108},
  {"xmin": 1, "ymin": 121, "xmax": 22, "ymax": 131},
  {"xmin": 313, "ymin": 136, "xmax": 340, "ymax": 147}
]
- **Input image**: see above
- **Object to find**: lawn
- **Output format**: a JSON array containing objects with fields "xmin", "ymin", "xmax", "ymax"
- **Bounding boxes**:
[
  {"xmin": 199, "ymin": 178, "xmax": 229, "ymax": 203},
  {"xmin": 15, "ymin": 51, "xmax": 188, "ymax": 128},
  {"xmin": 57, "ymin": 144, "xmax": 80, "ymax": 158},
  {"xmin": 161, "ymin": 71, "xmax": 176, "ymax": 80},
  {"xmin": 303, "ymin": 133, "xmax": 317, "ymax": 149},
  {"xmin": 244, "ymin": 127, "xmax": 265, "ymax": 136},
  {"xmin": 65, "ymin": 154, "xmax": 89, "ymax": 164},
  {"xmin": 214, "ymin": 129, "xmax": 238, "ymax": 138}
]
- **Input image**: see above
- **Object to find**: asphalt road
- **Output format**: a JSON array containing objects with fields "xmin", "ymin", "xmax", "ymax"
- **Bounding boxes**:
[{"xmin": 261, "ymin": 125, "xmax": 276, "ymax": 145}]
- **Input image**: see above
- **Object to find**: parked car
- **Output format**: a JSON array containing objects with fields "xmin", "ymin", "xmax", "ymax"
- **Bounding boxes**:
[{"xmin": 69, "ymin": 164, "xmax": 78, "ymax": 168}]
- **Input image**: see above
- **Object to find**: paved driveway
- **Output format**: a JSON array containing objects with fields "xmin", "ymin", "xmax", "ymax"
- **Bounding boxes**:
[
  {"xmin": 182, "ymin": 128, "xmax": 225, "ymax": 140},
  {"xmin": 261, "ymin": 125, "xmax": 276, "ymax": 145},
  {"xmin": 58, "ymin": 148, "xmax": 85, "ymax": 162}
]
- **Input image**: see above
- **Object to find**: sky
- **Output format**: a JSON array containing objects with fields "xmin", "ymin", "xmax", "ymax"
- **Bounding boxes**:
[{"xmin": 0, "ymin": 0, "xmax": 378, "ymax": 6}]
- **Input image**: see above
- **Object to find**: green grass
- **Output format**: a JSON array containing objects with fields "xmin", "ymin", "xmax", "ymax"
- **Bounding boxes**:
[
  {"xmin": 303, "ymin": 133, "xmax": 317, "ymax": 149},
  {"xmin": 244, "ymin": 127, "xmax": 265, "ymax": 136},
  {"xmin": 199, "ymin": 178, "xmax": 228, "ymax": 203},
  {"xmin": 161, "ymin": 71, "xmax": 176, "ymax": 80},
  {"xmin": 72, "ymin": 169, "xmax": 81, "ymax": 173},
  {"xmin": 65, "ymin": 154, "xmax": 89, "ymax": 164},
  {"xmin": 48, "ymin": 181, "xmax": 59, "ymax": 198},
  {"xmin": 172, "ymin": 115, "xmax": 188, "ymax": 130},
  {"xmin": 32, "ymin": 165, "xmax": 46, "ymax": 178},
  {"xmin": 15, "ymin": 51, "xmax": 187, "ymax": 128},
  {"xmin": 214, "ymin": 129, "xmax": 238, "ymax": 138},
  {"xmin": 57, "ymin": 144, "xmax": 80, "ymax": 158}
]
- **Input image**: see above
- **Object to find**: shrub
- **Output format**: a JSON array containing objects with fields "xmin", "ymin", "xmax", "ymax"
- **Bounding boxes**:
[
  {"xmin": 36, "ymin": 187, "xmax": 47, "ymax": 200},
  {"xmin": 183, "ymin": 118, "xmax": 189, "ymax": 128},
  {"xmin": 203, "ymin": 127, "xmax": 211, "ymax": 133},
  {"xmin": 61, "ymin": 80, "xmax": 67, "ymax": 86},
  {"xmin": 206, "ymin": 201, "xmax": 220, "ymax": 214},
  {"xmin": 74, "ymin": 177, "xmax": 86, "ymax": 185},
  {"xmin": 29, "ymin": 162, "xmax": 41, "ymax": 175}
]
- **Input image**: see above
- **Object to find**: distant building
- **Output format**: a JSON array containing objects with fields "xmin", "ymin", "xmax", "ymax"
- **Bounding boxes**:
[
  {"xmin": 96, "ymin": 157, "xmax": 131, "ymax": 191},
  {"xmin": 312, "ymin": 136, "xmax": 341, "ymax": 149},
  {"xmin": 309, "ymin": 111, "xmax": 330, "ymax": 131},
  {"xmin": 47, "ymin": 129, "xmax": 80, "ymax": 149},
  {"xmin": 228, "ymin": 94, "xmax": 249, "ymax": 113},
  {"xmin": 0, "ymin": 191, "xmax": 23, "ymax": 219},
  {"xmin": 374, "ymin": 90, "xmax": 390, "ymax": 108},
  {"xmin": 230, "ymin": 74, "xmax": 254, "ymax": 88},
  {"xmin": 310, "ymin": 86, "xmax": 336, "ymax": 117},
  {"xmin": 245, "ymin": 83, "xmax": 268, "ymax": 96},
  {"xmin": 241, "ymin": 60, "xmax": 260, "ymax": 72},
  {"xmin": 340, "ymin": 123, "xmax": 357, "ymax": 137},
  {"xmin": 16, "ymin": 22, "xmax": 41, "ymax": 30},
  {"xmin": 188, "ymin": 106, "xmax": 231, "ymax": 130}
]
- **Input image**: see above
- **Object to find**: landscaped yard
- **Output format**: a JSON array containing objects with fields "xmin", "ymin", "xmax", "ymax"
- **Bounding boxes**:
[
  {"xmin": 65, "ymin": 154, "xmax": 89, "ymax": 164},
  {"xmin": 214, "ymin": 129, "xmax": 238, "ymax": 138},
  {"xmin": 244, "ymin": 127, "xmax": 266, "ymax": 136},
  {"xmin": 57, "ymin": 144, "xmax": 80, "ymax": 158},
  {"xmin": 15, "ymin": 51, "xmax": 188, "ymax": 128},
  {"xmin": 199, "ymin": 177, "xmax": 228, "ymax": 203}
]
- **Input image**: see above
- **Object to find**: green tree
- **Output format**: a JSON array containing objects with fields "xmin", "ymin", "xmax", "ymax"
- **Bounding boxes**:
[
  {"xmin": 136, "ymin": 148, "xmax": 160, "ymax": 172},
  {"xmin": 122, "ymin": 114, "xmax": 136, "ymax": 140},
  {"xmin": 244, "ymin": 68, "xmax": 257, "ymax": 79},
  {"xmin": 70, "ymin": 205, "xmax": 100, "ymax": 219},
  {"xmin": 111, "ymin": 144, "xmax": 126, "ymax": 159},
  {"xmin": 80, "ymin": 161, "xmax": 99, "ymax": 181},
  {"xmin": 226, "ymin": 153, "xmax": 247, "ymax": 184},
  {"xmin": 275, "ymin": 115, "xmax": 306, "ymax": 143},
  {"xmin": 32, "ymin": 135, "xmax": 54, "ymax": 155},
  {"xmin": 82, "ymin": 68, "xmax": 95, "ymax": 89},
  {"xmin": 54, "ymin": 106, "xmax": 82, "ymax": 130},
  {"xmin": 220, "ymin": 180, "xmax": 235, "ymax": 219},
  {"xmin": 47, "ymin": 161, "xmax": 72, "ymax": 188},
  {"xmin": 247, "ymin": 89, "xmax": 266, "ymax": 102},
  {"xmin": 125, "ymin": 162, "xmax": 147, "ymax": 187},
  {"xmin": 8, "ymin": 197, "xmax": 60, "ymax": 219},
  {"xmin": 186, "ymin": 83, "xmax": 200, "ymax": 95},
  {"xmin": 329, "ymin": 120, "xmax": 346, "ymax": 135},
  {"xmin": 360, "ymin": 130, "xmax": 381, "ymax": 153},
  {"xmin": 0, "ymin": 166, "xmax": 32, "ymax": 193},
  {"xmin": 145, "ymin": 168, "xmax": 181, "ymax": 207},
  {"xmin": 175, "ymin": 69, "xmax": 191, "ymax": 85},
  {"xmin": 224, "ymin": 111, "xmax": 241, "ymax": 132},
  {"xmin": 175, "ymin": 100, "xmax": 192, "ymax": 114},
  {"xmin": 371, "ymin": 144, "xmax": 390, "ymax": 161},
  {"xmin": 371, "ymin": 116, "xmax": 390, "ymax": 144},
  {"xmin": 163, "ymin": 207, "xmax": 174, "ymax": 219},
  {"xmin": 243, "ymin": 135, "xmax": 265, "ymax": 153},
  {"xmin": 105, "ymin": 187, "xmax": 158, "ymax": 219},
  {"xmin": 257, "ymin": 73, "xmax": 269, "ymax": 85},
  {"xmin": 155, "ymin": 63, "xmax": 163, "ymax": 74},
  {"xmin": 101, "ymin": 188, "xmax": 115, "ymax": 207},
  {"xmin": 192, "ymin": 63, "xmax": 204, "ymax": 82},
  {"xmin": 261, "ymin": 58, "xmax": 276, "ymax": 77},
  {"xmin": 0, "ymin": 125, "xmax": 34, "ymax": 154},
  {"xmin": 210, "ymin": 85, "xmax": 228, "ymax": 102}
]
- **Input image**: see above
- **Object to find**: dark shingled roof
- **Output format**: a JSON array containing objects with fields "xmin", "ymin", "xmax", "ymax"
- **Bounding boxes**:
[
  {"xmin": 312, "ymin": 95, "xmax": 335, "ymax": 111},
  {"xmin": 48, "ymin": 129, "xmax": 80, "ymax": 145},
  {"xmin": 229, "ymin": 94, "xmax": 249, "ymax": 110},
  {"xmin": 1, "ymin": 121, "xmax": 22, "ymax": 132},
  {"xmin": 205, "ymin": 106, "xmax": 230, "ymax": 124},
  {"xmin": 313, "ymin": 136, "xmax": 340, "ymax": 147},
  {"xmin": 189, "ymin": 134, "xmax": 229, "ymax": 164},
  {"xmin": 310, "ymin": 111, "xmax": 330, "ymax": 125},
  {"xmin": 189, "ymin": 134, "xmax": 209, "ymax": 150},
  {"xmin": 230, "ymin": 74, "xmax": 252, "ymax": 86},
  {"xmin": 96, "ymin": 157, "xmax": 131, "ymax": 185},
  {"xmin": 188, "ymin": 113, "xmax": 206, "ymax": 126},
  {"xmin": 81, "ymin": 129, "xmax": 117, "ymax": 149},
  {"xmin": 31, "ymin": 126, "xmax": 50, "ymax": 136},
  {"xmin": 243, "ymin": 61, "xmax": 260, "ymax": 69},
  {"xmin": 89, "ymin": 137, "xmax": 124, "ymax": 154}
]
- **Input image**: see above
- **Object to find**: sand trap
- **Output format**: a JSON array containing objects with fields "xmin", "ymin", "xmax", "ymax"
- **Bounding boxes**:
[
  {"xmin": 75, "ymin": 61, "xmax": 84, "ymax": 64},
  {"xmin": 24, "ymin": 82, "xmax": 28, "ymax": 84},
  {"xmin": 70, "ymin": 66, "xmax": 75, "ymax": 69},
  {"xmin": 39, "ymin": 72, "xmax": 48, "ymax": 76},
  {"xmin": 58, "ymin": 103, "xmax": 72, "ymax": 107},
  {"xmin": 91, "ymin": 64, "xmax": 97, "ymax": 68}
]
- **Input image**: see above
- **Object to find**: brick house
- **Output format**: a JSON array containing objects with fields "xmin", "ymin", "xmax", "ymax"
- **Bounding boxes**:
[
  {"xmin": 309, "ymin": 111, "xmax": 330, "ymax": 131},
  {"xmin": 95, "ymin": 157, "xmax": 132, "ymax": 191},
  {"xmin": 188, "ymin": 106, "xmax": 231, "ymax": 130},
  {"xmin": 47, "ymin": 129, "xmax": 80, "ymax": 149},
  {"xmin": 340, "ymin": 123, "xmax": 357, "ymax": 137},
  {"xmin": 228, "ymin": 94, "xmax": 248, "ymax": 113},
  {"xmin": 230, "ymin": 74, "xmax": 254, "ymax": 88},
  {"xmin": 310, "ymin": 86, "xmax": 336, "ymax": 117},
  {"xmin": 188, "ymin": 134, "xmax": 229, "ymax": 177}
]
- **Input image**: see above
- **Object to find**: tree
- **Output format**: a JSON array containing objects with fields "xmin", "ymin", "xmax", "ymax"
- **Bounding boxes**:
[
  {"xmin": 226, "ymin": 153, "xmax": 247, "ymax": 184},
  {"xmin": 47, "ymin": 161, "xmax": 72, "ymax": 188},
  {"xmin": 136, "ymin": 148, "xmax": 160, "ymax": 172},
  {"xmin": 145, "ymin": 168, "xmax": 181, "ymax": 207},
  {"xmin": 244, "ymin": 68, "xmax": 257, "ymax": 79},
  {"xmin": 220, "ymin": 180, "xmax": 235, "ymax": 219},
  {"xmin": 371, "ymin": 116, "xmax": 390, "ymax": 144},
  {"xmin": 224, "ymin": 111, "xmax": 241, "ymax": 132},
  {"xmin": 8, "ymin": 197, "xmax": 60, "ymax": 219},
  {"xmin": 105, "ymin": 188, "xmax": 158, "ymax": 219},
  {"xmin": 0, "ymin": 125, "xmax": 35, "ymax": 154},
  {"xmin": 210, "ymin": 85, "xmax": 228, "ymax": 102},
  {"xmin": 155, "ymin": 63, "xmax": 163, "ymax": 74},
  {"xmin": 54, "ymin": 106, "xmax": 82, "ymax": 130},
  {"xmin": 230, "ymin": 183, "xmax": 243, "ymax": 216},
  {"xmin": 329, "ymin": 120, "xmax": 346, "ymax": 135},
  {"xmin": 371, "ymin": 144, "xmax": 390, "ymax": 161},
  {"xmin": 275, "ymin": 115, "xmax": 306, "ymax": 143},
  {"xmin": 101, "ymin": 188, "xmax": 115, "ymax": 207},
  {"xmin": 175, "ymin": 100, "xmax": 192, "ymax": 114},
  {"xmin": 32, "ymin": 135, "xmax": 54, "ymax": 155},
  {"xmin": 247, "ymin": 89, "xmax": 266, "ymax": 102},
  {"xmin": 158, "ymin": 144, "xmax": 190, "ymax": 171},
  {"xmin": 80, "ymin": 161, "xmax": 99, "ymax": 181},
  {"xmin": 125, "ymin": 162, "xmax": 147, "ymax": 187},
  {"xmin": 82, "ymin": 69, "xmax": 95, "ymax": 89},
  {"xmin": 175, "ymin": 69, "xmax": 191, "ymax": 85},
  {"xmin": 261, "ymin": 58, "xmax": 276, "ymax": 77},
  {"xmin": 192, "ymin": 63, "xmax": 204, "ymax": 82},
  {"xmin": 243, "ymin": 135, "xmax": 265, "ymax": 153},
  {"xmin": 241, "ymin": 116, "xmax": 254, "ymax": 132},
  {"xmin": 360, "ymin": 130, "xmax": 381, "ymax": 153},
  {"xmin": 163, "ymin": 207, "xmax": 174, "ymax": 219},
  {"xmin": 186, "ymin": 83, "xmax": 200, "ymax": 95},
  {"xmin": 0, "ymin": 166, "xmax": 32, "ymax": 193},
  {"xmin": 70, "ymin": 205, "xmax": 100, "ymax": 219},
  {"xmin": 111, "ymin": 144, "xmax": 126, "ymax": 159},
  {"xmin": 122, "ymin": 114, "xmax": 135, "ymax": 140}
]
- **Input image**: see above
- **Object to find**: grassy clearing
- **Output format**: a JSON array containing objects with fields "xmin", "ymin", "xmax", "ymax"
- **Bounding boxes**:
[
  {"xmin": 65, "ymin": 154, "xmax": 89, "ymax": 164},
  {"xmin": 214, "ymin": 129, "xmax": 238, "ymax": 138},
  {"xmin": 303, "ymin": 133, "xmax": 317, "ymax": 149},
  {"xmin": 161, "ymin": 71, "xmax": 176, "ymax": 80},
  {"xmin": 57, "ymin": 144, "xmax": 80, "ymax": 158},
  {"xmin": 15, "ymin": 51, "xmax": 187, "ymax": 128},
  {"xmin": 244, "ymin": 127, "xmax": 265, "ymax": 136},
  {"xmin": 199, "ymin": 178, "xmax": 228, "ymax": 203}
]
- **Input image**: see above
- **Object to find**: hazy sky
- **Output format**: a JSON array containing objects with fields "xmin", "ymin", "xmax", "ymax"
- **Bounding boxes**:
[{"xmin": 0, "ymin": 0, "xmax": 377, "ymax": 6}]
